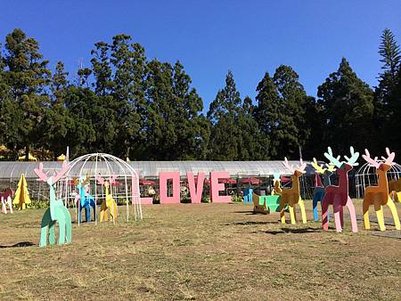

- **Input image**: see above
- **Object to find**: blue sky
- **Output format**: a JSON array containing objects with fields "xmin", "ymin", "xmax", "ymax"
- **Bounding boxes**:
[{"xmin": 1, "ymin": 1, "xmax": 400, "ymax": 111}]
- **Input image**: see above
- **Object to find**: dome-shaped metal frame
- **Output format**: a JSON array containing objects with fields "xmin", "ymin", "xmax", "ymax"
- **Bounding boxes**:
[
  {"xmin": 61, "ymin": 153, "xmax": 142, "ymax": 224},
  {"xmin": 355, "ymin": 161, "xmax": 401, "ymax": 199}
]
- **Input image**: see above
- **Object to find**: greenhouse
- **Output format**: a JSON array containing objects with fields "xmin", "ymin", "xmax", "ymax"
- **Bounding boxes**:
[{"xmin": 0, "ymin": 159, "xmax": 316, "ymax": 203}]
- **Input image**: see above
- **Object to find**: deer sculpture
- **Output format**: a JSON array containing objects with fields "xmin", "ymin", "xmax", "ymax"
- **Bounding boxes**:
[
  {"xmin": 96, "ymin": 174, "xmax": 118, "ymax": 224},
  {"xmin": 252, "ymin": 173, "xmax": 282, "ymax": 214},
  {"xmin": 311, "ymin": 158, "xmax": 335, "ymax": 221},
  {"xmin": 278, "ymin": 158, "xmax": 307, "ymax": 224},
  {"xmin": 362, "ymin": 148, "xmax": 401, "ymax": 231},
  {"xmin": 1, "ymin": 188, "xmax": 14, "ymax": 214},
  {"xmin": 389, "ymin": 178, "xmax": 401, "ymax": 203},
  {"xmin": 34, "ymin": 161, "xmax": 72, "ymax": 247},
  {"xmin": 75, "ymin": 176, "xmax": 96, "ymax": 223},
  {"xmin": 272, "ymin": 173, "xmax": 282, "ymax": 195},
  {"xmin": 321, "ymin": 147, "xmax": 359, "ymax": 233}
]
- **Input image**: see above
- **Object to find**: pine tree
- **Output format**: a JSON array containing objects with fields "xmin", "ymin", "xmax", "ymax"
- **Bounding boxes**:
[
  {"xmin": 237, "ymin": 96, "xmax": 266, "ymax": 160},
  {"xmin": 374, "ymin": 29, "xmax": 401, "ymax": 152},
  {"xmin": 1, "ymin": 29, "xmax": 51, "ymax": 160},
  {"xmin": 144, "ymin": 60, "xmax": 209, "ymax": 160},
  {"xmin": 254, "ymin": 66, "xmax": 310, "ymax": 159},
  {"xmin": 317, "ymin": 58, "xmax": 374, "ymax": 154},
  {"xmin": 171, "ymin": 61, "xmax": 210, "ymax": 160},
  {"xmin": 254, "ymin": 72, "xmax": 278, "ymax": 158},
  {"xmin": 273, "ymin": 65, "xmax": 310, "ymax": 158},
  {"xmin": 90, "ymin": 41, "xmax": 113, "ymax": 96},
  {"xmin": 379, "ymin": 29, "xmax": 401, "ymax": 84},
  {"xmin": 207, "ymin": 71, "xmax": 263, "ymax": 160},
  {"xmin": 109, "ymin": 34, "xmax": 147, "ymax": 159}
]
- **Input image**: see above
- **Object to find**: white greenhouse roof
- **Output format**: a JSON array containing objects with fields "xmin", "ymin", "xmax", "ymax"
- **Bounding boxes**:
[{"xmin": 0, "ymin": 160, "xmax": 313, "ymax": 179}]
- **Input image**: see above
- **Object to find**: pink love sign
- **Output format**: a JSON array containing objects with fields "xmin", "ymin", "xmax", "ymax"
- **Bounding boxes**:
[{"xmin": 158, "ymin": 171, "xmax": 231, "ymax": 204}]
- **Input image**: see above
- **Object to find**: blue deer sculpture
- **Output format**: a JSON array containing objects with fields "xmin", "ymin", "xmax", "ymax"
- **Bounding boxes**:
[
  {"xmin": 75, "ymin": 176, "xmax": 96, "ymax": 223},
  {"xmin": 311, "ymin": 158, "xmax": 335, "ymax": 221}
]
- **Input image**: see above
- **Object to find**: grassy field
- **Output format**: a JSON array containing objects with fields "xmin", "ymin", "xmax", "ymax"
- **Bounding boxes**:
[{"xmin": 1, "ymin": 200, "xmax": 401, "ymax": 301}]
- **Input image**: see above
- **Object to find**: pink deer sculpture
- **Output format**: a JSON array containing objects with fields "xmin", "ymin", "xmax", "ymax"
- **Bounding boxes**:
[
  {"xmin": 322, "ymin": 146, "xmax": 359, "ymax": 233},
  {"xmin": 1, "ymin": 188, "xmax": 14, "ymax": 214}
]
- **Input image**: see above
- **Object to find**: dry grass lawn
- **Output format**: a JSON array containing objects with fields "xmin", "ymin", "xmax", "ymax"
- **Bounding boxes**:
[{"xmin": 1, "ymin": 200, "xmax": 401, "ymax": 301}]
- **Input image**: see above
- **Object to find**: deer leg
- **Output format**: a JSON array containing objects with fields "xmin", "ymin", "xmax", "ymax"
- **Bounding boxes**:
[
  {"xmin": 100, "ymin": 201, "xmax": 107, "ymax": 222},
  {"xmin": 322, "ymin": 197, "xmax": 330, "ymax": 231},
  {"xmin": 40, "ymin": 209, "xmax": 52, "ymax": 247},
  {"xmin": 312, "ymin": 193, "xmax": 319, "ymax": 221},
  {"xmin": 279, "ymin": 199, "xmax": 287, "ymax": 224},
  {"xmin": 113, "ymin": 202, "xmax": 118, "ymax": 224},
  {"xmin": 58, "ymin": 219, "xmax": 66, "ymax": 245},
  {"xmin": 339, "ymin": 205, "xmax": 344, "ymax": 228},
  {"xmin": 85, "ymin": 204, "xmax": 90, "ymax": 222},
  {"xmin": 293, "ymin": 200, "xmax": 297, "ymax": 221},
  {"xmin": 333, "ymin": 198, "xmax": 343, "ymax": 232},
  {"xmin": 345, "ymin": 197, "xmax": 358, "ymax": 233},
  {"xmin": 78, "ymin": 203, "xmax": 82, "ymax": 223},
  {"xmin": 48, "ymin": 220, "xmax": 57, "ymax": 245},
  {"xmin": 64, "ymin": 207, "xmax": 72, "ymax": 244},
  {"xmin": 374, "ymin": 200, "xmax": 386, "ymax": 231},
  {"xmin": 289, "ymin": 204, "xmax": 296, "ymax": 225},
  {"xmin": 363, "ymin": 199, "xmax": 371, "ymax": 230},
  {"xmin": 386, "ymin": 197, "xmax": 401, "ymax": 230},
  {"xmin": 395, "ymin": 192, "xmax": 401, "ymax": 203},
  {"xmin": 298, "ymin": 198, "xmax": 307, "ymax": 224},
  {"xmin": 99, "ymin": 207, "xmax": 104, "ymax": 222},
  {"xmin": 91, "ymin": 199, "xmax": 96, "ymax": 221}
]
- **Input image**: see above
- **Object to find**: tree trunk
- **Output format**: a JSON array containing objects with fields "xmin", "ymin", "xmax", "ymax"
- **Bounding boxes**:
[{"xmin": 25, "ymin": 145, "xmax": 30, "ymax": 161}]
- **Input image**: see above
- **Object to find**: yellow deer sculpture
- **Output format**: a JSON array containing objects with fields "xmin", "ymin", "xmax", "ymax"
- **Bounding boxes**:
[{"xmin": 278, "ymin": 158, "xmax": 307, "ymax": 224}]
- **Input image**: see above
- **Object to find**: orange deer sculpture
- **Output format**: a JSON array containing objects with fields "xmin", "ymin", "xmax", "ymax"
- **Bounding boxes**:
[{"xmin": 362, "ymin": 148, "xmax": 401, "ymax": 231}]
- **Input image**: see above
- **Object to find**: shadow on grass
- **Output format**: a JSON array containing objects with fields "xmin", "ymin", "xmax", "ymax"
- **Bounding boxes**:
[
  {"xmin": 0, "ymin": 241, "xmax": 35, "ymax": 248},
  {"xmin": 233, "ymin": 210, "xmax": 256, "ymax": 215},
  {"xmin": 264, "ymin": 227, "xmax": 322, "ymax": 235},
  {"xmin": 230, "ymin": 221, "xmax": 280, "ymax": 226}
]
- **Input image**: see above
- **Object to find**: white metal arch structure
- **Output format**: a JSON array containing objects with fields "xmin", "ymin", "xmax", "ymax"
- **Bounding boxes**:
[
  {"xmin": 355, "ymin": 161, "xmax": 401, "ymax": 199},
  {"xmin": 64, "ymin": 153, "xmax": 142, "ymax": 224}
]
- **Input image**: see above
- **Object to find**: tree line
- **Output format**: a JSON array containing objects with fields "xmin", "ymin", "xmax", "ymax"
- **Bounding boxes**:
[{"xmin": 0, "ymin": 28, "xmax": 400, "ymax": 161}]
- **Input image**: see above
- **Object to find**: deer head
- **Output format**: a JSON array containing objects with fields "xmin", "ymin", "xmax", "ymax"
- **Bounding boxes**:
[
  {"xmin": 324, "ymin": 146, "xmax": 359, "ymax": 172},
  {"xmin": 34, "ymin": 161, "xmax": 70, "ymax": 186},
  {"xmin": 74, "ymin": 175, "xmax": 90, "ymax": 189},
  {"xmin": 362, "ymin": 148, "xmax": 395, "ymax": 172},
  {"xmin": 273, "ymin": 172, "xmax": 281, "ymax": 182},
  {"xmin": 312, "ymin": 158, "xmax": 326, "ymax": 174},
  {"xmin": 96, "ymin": 174, "xmax": 117, "ymax": 189}
]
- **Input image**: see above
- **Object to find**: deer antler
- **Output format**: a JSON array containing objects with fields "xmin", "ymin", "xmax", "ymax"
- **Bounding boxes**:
[
  {"xmin": 362, "ymin": 149, "xmax": 380, "ymax": 168},
  {"xmin": 324, "ymin": 147, "xmax": 342, "ymax": 168},
  {"xmin": 96, "ymin": 175, "xmax": 105, "ymax": 185},
  {"xmin": 296, "ymin": 159, "xmax": 306, "ymax": 173},
  {"xmin": 73, "ymin": 177, "xmax": 80, "ymax": 186},
  {"xmin": 82, "ymin": 174, "xmax": 91, "ymax": 185},
  {"xmin": 52, "ymin": 161, "xmax": 70, "ymax": 183},
  {"xmin": 34, "ymin": 163, "xmax": 48, "ymax": 182},
  {"xmin": 326, "ymin": 163, "xmax": 336, "ymax": 172},
  {"xmin": 344, "ymin": 146, "xmax": 359, "ymax": 166},
  {"xmin": 381, "ymin": 147, "xmax": 395, "ymax": 166},
  {"xmin": 109, "ymin": 174, "xmax": 118, "ymax": 184},
  {"xmin": 312, "ymin": 158, "xmax": 326, "ymax": 174},
  {"xmin": 282, "ymin": 157, "xmax": 294, "ymax": 174}
]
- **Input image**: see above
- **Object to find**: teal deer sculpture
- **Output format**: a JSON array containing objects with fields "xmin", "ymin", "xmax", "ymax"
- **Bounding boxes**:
[{"xmin": 34, "ymin": 161, "xmax": 72, "ymax": 247}]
